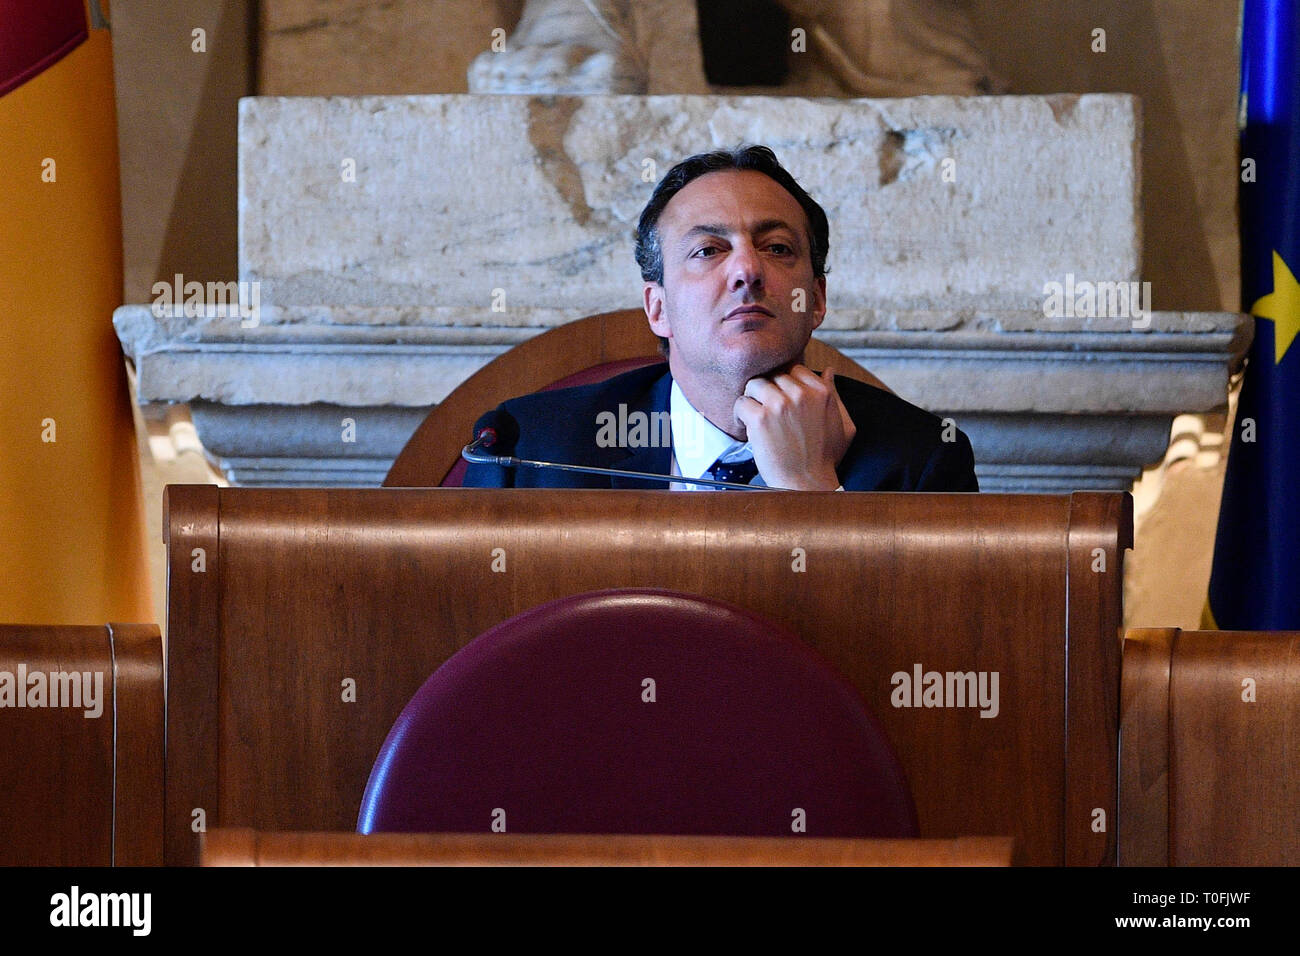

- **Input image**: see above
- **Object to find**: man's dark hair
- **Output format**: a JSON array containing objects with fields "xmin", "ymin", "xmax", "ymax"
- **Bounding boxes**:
[{"xmin": 634, "ymin": 145, "xmax": 830, "ymax": 356}]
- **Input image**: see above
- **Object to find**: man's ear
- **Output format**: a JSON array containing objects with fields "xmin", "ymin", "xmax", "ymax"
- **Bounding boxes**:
[
  {"xmin": 810, "ymin": 275, "xmax": 827, "ymax": 330},
  {"xmin": 643, "ymin": 281, "xmax": 669, "ymax": 337}
]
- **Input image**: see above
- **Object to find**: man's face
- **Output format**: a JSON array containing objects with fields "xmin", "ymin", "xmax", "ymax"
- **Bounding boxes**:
[{"xmin": 644, "ymin": 169, "xmax": 827, "ymax": 389}]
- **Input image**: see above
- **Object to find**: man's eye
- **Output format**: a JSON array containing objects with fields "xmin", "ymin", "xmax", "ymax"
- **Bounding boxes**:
[
  {"xmin": 767, "ymin": 243, "xmax": 793, "ymax": 255},
  {"xmin": 693, "ymin": 245, "xmax": 720, "ymax": 258}
]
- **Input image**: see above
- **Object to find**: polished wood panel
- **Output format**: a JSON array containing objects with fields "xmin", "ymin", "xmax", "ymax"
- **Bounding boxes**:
[
  {"xmin": 1117, "ymin": 627, "xmax": 1172, "ymax": 866},
  {"xmin": 202, "ymin": 828, "xmax": 1015, "ymax": 867},
  {"xmin": 1119, "ymin": 628, "xmax": 1300, "ymax": 865},
  {"xmin": 383, "ymin": 308, "xmax": 888, "ymax": 487},
  {"xmin": 165, "ymin": 486, "xmax": 1129, "ymax": 866},
  {"xmin": 0, "ymin": 623, "xmax": 163, "ymax": 866},
  {"xmin": 1065, "ymin": 493, "xmax": 1131, "ymax": 865},
  {"xmin": 111, "ymin": 622, "xmax": 165, "ymax": 865},
  {"xmin": 163, "ymin": 483, "xmax": 221, "ymax": 866},
  {"xmin": 0, "ymin": 625, "xmax": 113, "ymax": 865},
  {"xmin": 1171, "ymin": 630, "xmax": 1300, "ymax": 865}
]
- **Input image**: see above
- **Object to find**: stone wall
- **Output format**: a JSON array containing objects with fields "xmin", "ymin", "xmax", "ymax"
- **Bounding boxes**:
[
  {"xmin": 967, "ymin": 0, "xmax": 1240, "ymax": 313},
  {"xmin": 114, "ymin": 0, "xmax": 1241, "ymax": 324},
  {"xmin": 239, "ymin": 93, "xmax": 1140, "ymax": 315},
  {"xmin": 254, "ymin": 0, "xmax": 1240, "ymax": 313},
  {"xmin": 114, "ymin": 0, "xmax": 253, "ymax": 303},
  {"xmin": 259, "ymin": 0, "xmax": 525, "ymax": 95}
]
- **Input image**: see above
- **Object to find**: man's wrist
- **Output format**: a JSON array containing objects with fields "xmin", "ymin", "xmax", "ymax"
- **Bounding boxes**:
[{"xmin": 776, "ymin": 469, "xmax": 842, "ymax": 491}]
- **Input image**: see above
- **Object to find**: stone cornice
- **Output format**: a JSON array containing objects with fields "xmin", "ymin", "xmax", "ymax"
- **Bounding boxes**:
[{"xmin": 115, "ymin": 305, "xmax": 1251, "ymax": 414}]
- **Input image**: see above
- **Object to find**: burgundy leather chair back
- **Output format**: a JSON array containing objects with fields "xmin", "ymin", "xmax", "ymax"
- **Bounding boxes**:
[{"xmin": 358, "ymin": 588, "xmax": 917, "ymax": 838}]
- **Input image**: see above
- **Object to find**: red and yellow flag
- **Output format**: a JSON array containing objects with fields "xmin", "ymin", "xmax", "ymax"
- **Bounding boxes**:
[{"xmin": 0, "ymin": 0, "xmax": 153, "ymax": 624}]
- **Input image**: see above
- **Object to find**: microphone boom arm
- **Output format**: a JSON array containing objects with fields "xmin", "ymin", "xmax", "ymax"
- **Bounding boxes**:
[{"xmin": 461, "ymin": 442, "xmax": 763, "ymax": 491}]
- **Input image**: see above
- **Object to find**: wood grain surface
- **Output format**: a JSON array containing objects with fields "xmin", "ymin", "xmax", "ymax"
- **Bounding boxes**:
[
  {"xmin": 201, "ymin": 828, "xmax": 1015, "ymax": 867},
  {"xmin": 1120, "ymin": 628, "xmax": 1300, "ymax": 865},
  {"xmin": 0, "ymin": 623, "xmax": 163, "ymax": 865}
]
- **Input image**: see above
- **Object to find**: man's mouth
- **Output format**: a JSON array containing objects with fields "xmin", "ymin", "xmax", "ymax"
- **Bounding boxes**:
[{"xmin": 724, "ymin": 305, "xmax": 774, "ymax": 320}]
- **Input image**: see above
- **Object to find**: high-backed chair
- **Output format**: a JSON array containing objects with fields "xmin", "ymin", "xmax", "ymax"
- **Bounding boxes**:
[
  {"xmin": 0, "ymin": 623, "xmax": 163, "ymax": 866},
  {"xmin": 384, "ymin": 309, "xmax": 891, "ymax": 487},
  {"xmin": 1120, "ymin": 627, "xmax": 1300, "ymax": 865},
  {"xmin": 358, "ymin": 589, "xmax": 917, "ymax": 839}
]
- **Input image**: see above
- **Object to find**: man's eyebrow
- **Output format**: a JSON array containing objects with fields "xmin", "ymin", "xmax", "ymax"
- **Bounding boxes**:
[{"xmin": 677, "ymin": 219, "xmax": 803, "ymax": 247}]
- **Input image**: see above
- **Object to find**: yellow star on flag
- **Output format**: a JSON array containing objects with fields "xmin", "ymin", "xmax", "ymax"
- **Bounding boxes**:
[{"xmin": 1250, "ymin": 250, "xmax": 1300, "ymax": 364}]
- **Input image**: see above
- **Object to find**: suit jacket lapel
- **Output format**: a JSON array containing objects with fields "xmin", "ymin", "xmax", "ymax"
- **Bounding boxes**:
[{"xmin": 609, "ymin": 369, "xmax": 673, "ymax": 489}]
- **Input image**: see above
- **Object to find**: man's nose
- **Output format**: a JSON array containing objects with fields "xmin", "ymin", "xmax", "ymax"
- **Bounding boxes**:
[{"xmin": 728, "ymin": 242, "xmax": 764, "ymax": 294}]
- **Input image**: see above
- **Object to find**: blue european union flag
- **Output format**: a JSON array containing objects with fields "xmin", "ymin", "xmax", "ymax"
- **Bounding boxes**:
[{"xmin": 1208, "ymin": 0, "xmax": 1300, "ymax": 629}]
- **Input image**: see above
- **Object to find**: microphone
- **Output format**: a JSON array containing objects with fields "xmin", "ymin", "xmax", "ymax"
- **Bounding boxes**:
[
  {"xmin": 461, "ymin": 409, "xmax": 763, "ymax": 490},
  {"xmin": 463, "ymin": 409, "xmax": 520, "ymax": 462}
]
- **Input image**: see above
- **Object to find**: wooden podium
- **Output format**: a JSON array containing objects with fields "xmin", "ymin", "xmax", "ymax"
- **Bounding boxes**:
[{"xmin": 164, "ymin": 486, "xmax": 1130, "ymax": 866}]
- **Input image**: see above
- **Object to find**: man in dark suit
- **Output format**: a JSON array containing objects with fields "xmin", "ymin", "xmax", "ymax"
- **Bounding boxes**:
[{"xmin": 464, "ymin": 144, "xmax": 977, "ymax": 492}]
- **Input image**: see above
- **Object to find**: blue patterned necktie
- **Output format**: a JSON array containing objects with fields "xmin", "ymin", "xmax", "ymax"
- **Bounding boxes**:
[{"xmin": 705, "ymin": 456, "xmax": 758, "ymax": 488}]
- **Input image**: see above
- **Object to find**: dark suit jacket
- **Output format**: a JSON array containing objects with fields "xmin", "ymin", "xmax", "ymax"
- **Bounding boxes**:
[{"xmin": 462, "ymin": 363, "xmax": 979, "ymax": 491}]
